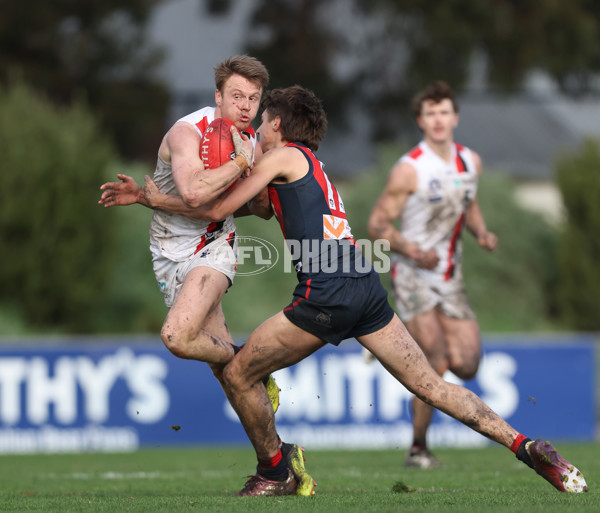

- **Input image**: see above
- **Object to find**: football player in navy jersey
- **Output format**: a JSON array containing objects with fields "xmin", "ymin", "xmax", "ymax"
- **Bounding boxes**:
[
  {"xmin": 98, "ymin": 57, "xmax": 314, "ymax": 496},
  {"xmin": 135, "ymin": 85, "xmax": 585, "ymax": 497}
]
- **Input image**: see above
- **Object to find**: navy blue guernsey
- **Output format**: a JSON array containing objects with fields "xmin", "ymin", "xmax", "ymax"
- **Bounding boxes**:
[{"xmin": 268, "ymin": 142, "xmax": 372, "ymax": 280}]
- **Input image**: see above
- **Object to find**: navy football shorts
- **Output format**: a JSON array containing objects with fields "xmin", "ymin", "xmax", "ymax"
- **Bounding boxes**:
[{"xmin": 282, "ymin": 270, "xmax": 395, "ymax": 345}]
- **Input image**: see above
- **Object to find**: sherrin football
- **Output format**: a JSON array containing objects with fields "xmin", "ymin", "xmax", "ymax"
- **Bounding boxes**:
[{"xmin": 200, "ymin": 117, "xmax": 237, "ymax": 170}]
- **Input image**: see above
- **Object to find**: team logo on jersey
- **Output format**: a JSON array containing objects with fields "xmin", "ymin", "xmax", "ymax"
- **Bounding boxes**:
[
  {"xmin": 428, "ymin": 178, "xmax": 443, "ymax": 203},
  {"xmin": 323, "ymin": 215, "xmax": 352, "ymax": 240}
]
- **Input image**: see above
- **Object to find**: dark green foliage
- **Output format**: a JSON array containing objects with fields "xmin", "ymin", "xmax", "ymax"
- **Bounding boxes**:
[
  {"xmin": 462, "ymin": 174, "xmax": 560, "ymax": 332},
  {"xmin": 555, "ymin": 139, "xmax": 600, "ymax": 330},
  {"xmin": 0, "ymin": 0, "xmax": 169, "ymax": 161},
  {"xmin": 0, "ymin": 82, "xmax": 118, "ymax": 331}
]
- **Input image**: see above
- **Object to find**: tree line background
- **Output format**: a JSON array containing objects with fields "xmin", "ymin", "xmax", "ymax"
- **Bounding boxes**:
[{"xmin": 1, "ymin": 0, "xmax": 600, "ymax": 335}]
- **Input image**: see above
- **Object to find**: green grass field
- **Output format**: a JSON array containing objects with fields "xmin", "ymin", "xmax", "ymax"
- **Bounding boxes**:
[{"xmin": 0, "ymin": 444, "xmax": 598, "ymax": 512}]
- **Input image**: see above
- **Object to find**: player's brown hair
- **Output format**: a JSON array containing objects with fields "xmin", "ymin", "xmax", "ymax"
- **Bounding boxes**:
[
  {"xmin": 214, "ymin": 55, "xmax": 269, "ymax": 92},
  {"xmin": 411, "ymin": 81, "xmax": 459, "ymax": 118},
  {"xmin": 261, "ymin": 85, "xmax": 328, "ymax": 151}
]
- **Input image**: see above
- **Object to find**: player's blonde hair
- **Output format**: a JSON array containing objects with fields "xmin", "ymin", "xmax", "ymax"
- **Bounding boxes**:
[{"xmin": 214, "ymin": 55, "xmax": 270, "ymax": 92}]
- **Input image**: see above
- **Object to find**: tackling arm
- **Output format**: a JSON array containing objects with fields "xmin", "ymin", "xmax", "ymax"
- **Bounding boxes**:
[
  {"xmin": 98, "ymin": 173, "xmax": 216, "ymax": 220},
  {"xmin": 204, "ymin": 148, "xmax": 282, "ymax": 220},
  {"xmin": 233, "ymin": 186, "xmax": 273, "ymax": 220},
  {"xmin": 231, "ymin": 142, "xmax": 273, "ymax": 220},
  {"xmin": 142, "ymin": 146, "xmax": 281, "ymax": 222}
]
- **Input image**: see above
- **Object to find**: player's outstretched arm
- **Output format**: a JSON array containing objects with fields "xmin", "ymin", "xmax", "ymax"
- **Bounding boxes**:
[
  {"xmin": 99, "ymin": 174, "xmax": 147, "ymax": 208},
  {"xmin": 141, "ymin": 176, "xmax": 215, "ymax": 220},
  {"xmin": 98, "ymin": 172, "xmax": 216, "ymax": 221}
]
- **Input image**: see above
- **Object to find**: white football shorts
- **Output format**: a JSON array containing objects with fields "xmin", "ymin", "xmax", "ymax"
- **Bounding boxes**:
[
  {"xmin": 151, "ymin": 231, "xmax": 238, "ymax": 307},
  {"xmin": 390, "ymin": 256, "xmax": 475, "ymax": 322}
]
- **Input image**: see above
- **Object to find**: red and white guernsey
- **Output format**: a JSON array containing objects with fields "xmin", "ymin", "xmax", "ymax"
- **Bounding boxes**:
[
  {"xmin": 398, "ymin": 140, "xmax": 478, "ymax": 282},
  {"xmin": 149, "ymin": 106, "xmax": 256, "ymax": 262}
]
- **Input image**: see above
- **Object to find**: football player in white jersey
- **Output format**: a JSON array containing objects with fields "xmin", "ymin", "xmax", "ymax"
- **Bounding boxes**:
[
  {"xmin": 366, "ymin": 81, "xmax": 498, "ymax": 469},
  {"xmin": 101, "ymin": 55, "xmax": 267, "ymax": 375},
  {"xmin": 99, "ymin": 56, "xmax": 314, "ymax": 494}
]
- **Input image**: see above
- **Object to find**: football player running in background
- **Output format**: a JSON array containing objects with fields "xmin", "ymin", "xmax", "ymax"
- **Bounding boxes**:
[
  {"xmin": 143, "ymin": 85, "xmax": 586, "ymax": 496},
  {"xmin": 98, "ymin": 56, "xmax": 314, "ymax": 495},
  {"xmin": 364, "ymin": 81, "xmax": 497, "ymax": 469}
]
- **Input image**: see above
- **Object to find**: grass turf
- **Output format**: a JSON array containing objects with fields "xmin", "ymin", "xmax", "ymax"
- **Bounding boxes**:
[{"xmin": 0, "ymin": 443, "xmax": 597, "ymax": 512}]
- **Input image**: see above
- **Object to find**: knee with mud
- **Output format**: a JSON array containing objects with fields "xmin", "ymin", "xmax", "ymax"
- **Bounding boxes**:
[
  {"xmin": 160, "ymin": 324, "xmax": 193, "ymax": 359},
  {"xmin": 222, "ymin": 360, "xmax": 246, "ymax": 394}
]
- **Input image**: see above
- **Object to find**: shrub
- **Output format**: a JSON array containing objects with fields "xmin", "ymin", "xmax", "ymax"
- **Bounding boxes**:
[
  {"xmin": 0, "ymin": 82, "xmax": 117, "ymax": 331},
  {"xmin": 555, "ymin": 139, "xmax": 600, "ymax": 330}
]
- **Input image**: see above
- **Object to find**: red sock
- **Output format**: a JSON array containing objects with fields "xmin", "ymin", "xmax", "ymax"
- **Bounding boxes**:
[
  {"xmin": 510, "ymin": 433, "xmax": 527, "ymax": 454},
  {"xmin": 510, "ymin": 434, "xmax": 534, "ymax": 469},
  {"xmin": 257, "ymin": 449, "xmax": 288, "ymax": 481},
  {"xmin": 258, "ymin": 450, "xmax": 283, "ymax": 469}
]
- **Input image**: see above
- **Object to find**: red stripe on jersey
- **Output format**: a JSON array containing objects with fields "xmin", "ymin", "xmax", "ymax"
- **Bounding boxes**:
[
  {"xmin": 408, "ymin": 146, "xmax": 423, "ymax": 159},
  {"xmin": 455, "ymin": 154, "xmax": 466, "ymax": 173},
  {"xmin": 455, "ymin": 143, "xmax": 467, "ymax": 173},
  {"xmin": 288, "ymin": 143, "xmax": 346, "ymax": 218},
  {"xmin": 194, "ymin": 235, "xmax": 208, "ymax": 254},
  {"xmin": 243, "ymin": 126, "xmax": 256, "ymax": 138},
  {"xmin": 299, "ymin": 144, "xmax": 337, "ymax": 210},
  {"xmin": 444, "ymin": 212, "xmax": 465, "ymax": 280},
  {"xmin": 196, "ymin": 117, "xmax": 210, "ymax": 135},
  {"xmin": 314, "ymin": 167, "xmax": 342, "ymax": 215},
  {"xmin": 195, "ymin": 117, "xmax": 210, "ymax": 158},
  {"xmin": 194, "ymin": 221, "xmax": 225, "ymax": 254},
  {"xmin": 268, "ymin": 186, "xmax": 287, "ymax": 239},
  {"xmin": 391, "ymin": 261, "xmax": 398, "ymax": 280}
]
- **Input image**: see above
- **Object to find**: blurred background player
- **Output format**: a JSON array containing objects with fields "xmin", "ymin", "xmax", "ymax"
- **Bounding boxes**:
[
  {"xmin": 365, "ymin": 81, "xmax": 498, "ymax": 468},
  {"xmin": 99, "ymin": 56, "xmax": 314, "ymax": 494}
]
